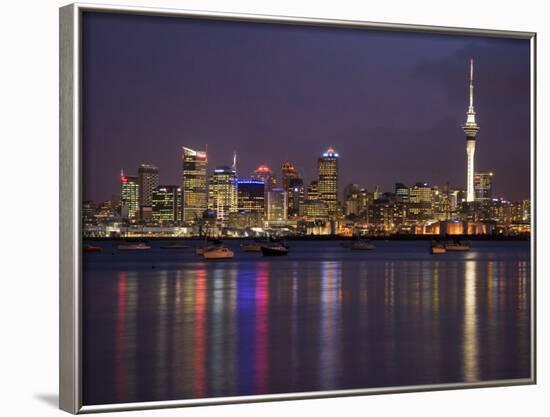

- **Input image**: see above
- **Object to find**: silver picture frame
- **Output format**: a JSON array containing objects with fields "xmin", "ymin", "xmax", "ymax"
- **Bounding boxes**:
[{"xmin": 59, "ymin": 2, "xmax": 537, "ymax": 414}]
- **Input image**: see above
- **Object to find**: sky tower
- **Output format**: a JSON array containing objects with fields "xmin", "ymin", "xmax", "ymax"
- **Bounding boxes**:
[{"xmin": 463, "ymin": 58, "xmax": 480, "ymax": 202}]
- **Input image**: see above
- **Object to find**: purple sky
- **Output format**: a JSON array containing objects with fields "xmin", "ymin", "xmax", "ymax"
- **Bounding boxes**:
[{"xmin": 82, "ymin": 12, "xmax": 531, "ymax": 203}]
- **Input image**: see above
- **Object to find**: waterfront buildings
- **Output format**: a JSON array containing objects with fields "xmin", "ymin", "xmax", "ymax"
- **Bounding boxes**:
[
  {"xmin": 237, "ymin": 179, "xmax": 265, "ymax": 213},
  {"xmin": 120, "ymin": 170, "xmax": 139, "ymax": 221},
  {"xmin": 395, "ymin": 183, "xmax": 409, "ymax": 202},
  {"xmin": 267, "ymin": 188, "xmax": 288, "ymax": 222},
  {"xmin": 252, "ymin": 164, "xmax": 276, "ymax": 192},
  {"xmin": 474, "ymin": 172, "xmax": 493, "ymax": 202},
  {"xmin": 463, "ymin": 59, "xmax": 480, "ymax": 202},
  {"xmin": 151, "ymin": 185, "xmax": 182, "ymax": 224},
  {"xmin": 281, "ymin": 161, "xmax": 303, "ymax": 217},
  {"xmin": 137, "ymin": 164, "xmax": 159, "ymax": 220},
  {"xmin": 208, "ymin": 165, "xmax": 238, "ymax": 224},
  {"xmin": 181, "ymin": 147, "xmax": 208, "ymax": 223},
  {"xmin": 318, "ymin": 147, "xmax": 339, "ymax": 216},
  {"xmin": 408, "ymin": 182, "xmax": 433, "ymax": 221}
]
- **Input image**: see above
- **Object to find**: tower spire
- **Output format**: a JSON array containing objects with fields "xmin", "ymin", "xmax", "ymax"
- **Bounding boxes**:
[
  {"xmin": 463, "ymin": 57, "xmax": 479, "ymax": 137},
  {"xmin": 469, "ymin": 58, "xmax": 474, "ymax": 113},
  {"xmin": 463, "ymin": 58, "xmax": 480, "ymax": 203}
]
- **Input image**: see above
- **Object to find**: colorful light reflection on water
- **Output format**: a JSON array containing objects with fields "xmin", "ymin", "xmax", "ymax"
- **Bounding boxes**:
[{"xmin": 82, "ymin": 240, "xmax": 531, "ymax": 405}]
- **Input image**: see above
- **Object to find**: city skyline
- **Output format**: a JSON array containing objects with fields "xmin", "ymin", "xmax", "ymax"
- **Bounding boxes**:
[{"xmin": 82, "ymin": 12, "xmax": 531, "ymax": 203}]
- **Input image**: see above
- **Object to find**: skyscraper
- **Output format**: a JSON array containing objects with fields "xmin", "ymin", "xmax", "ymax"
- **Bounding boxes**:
[
  {"xmin": 318, "ymin": 146, "xmax": 339, "ymax": 215},
  {"xmin": 395, "ymin": 183, "xmax": 409, "ymax": 202},
  {"xmin": 151, "ymin": 185, "xmax": 183, "ymax": 224},
  {"xmin": 267, "ymin": 188, "xmax": 288, "ymax": 221},
  {"xmin": 237, "ymin": 179, "xmax": 265, "ymax": 213},
  {"xmin": 252, "ymin": 164, "xmax": 276, "ymax": 192},
  {"xmin": 344, "ymin": 184, "xmax": 361, "ymax": 216},
  {"xmin": 474, "ymin": 172, "xmax": 493, "ymax": 201},
  {"xmin": 138, "ymin": 164, "xmax": 159, "ymax": 220},
  {"xmin": 120, "ymin": 170, "xmax": 139, "ymax": 221},
  {"xmin": 181, "ymin": 147, "xmax": 207, "ymax": 223},
  {"xmin": 463, "ymin": 58, "xmax": 480, "ymax": 202},
  {"xmin": 138, "ymin": 164, "xmax": 159, "ymax": 206},
  {"xmin": 281, "ymin": 161, "xmax": 303, "ymax": 217},
  {"xmin": 208, "ymin": 165, "xmax": 237, "ymax": 223},
  {"xmin": 281, "ymin": 161, "xmax": 299, "ymax": 191}
]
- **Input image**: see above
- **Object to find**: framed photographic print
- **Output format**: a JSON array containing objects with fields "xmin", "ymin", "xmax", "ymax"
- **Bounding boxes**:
[{"xmin": 59, "ymin": 2, "xmax": 536, "ymax": 414}]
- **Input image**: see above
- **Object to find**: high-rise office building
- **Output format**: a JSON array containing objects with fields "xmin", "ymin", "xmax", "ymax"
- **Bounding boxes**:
[
  {"xmin": 138, "ymin": 164, "xmax": 159, "ymax": 207},
  {"xmin": 287, "ymin": 177, "xmax": 304, "ymax": 217},
  {"xmin": 474, "ymin": 172, "xmax": 493, "ymax": 202},
  {"xmin": 252, "ymin": 164, "xmax": 276, "ymax": 192},
  {"xmin": 138, "ymin": 164, "xmax": 159, "ymax": 221},
  {"xmin": 408, "ymin": 182, "xmax": 433, "ymax": 220},
  {"xmin": 463, "ymin": 59, "xmax": 480, "ymax": 202},
  {"xmin": 318, "ymin": 146, "xmax": 339, "ymax": 214},
  {"xmin": 344, "ymin": 184, "xmax": 361, "ymax": 216},
  {"xmin": 395, "ymin": 183, "xmax": 409, "ymax": 202},
  {"xmin": 281, "ymin": 161, "xmax": 299, "ymax": 191},
  {"xmin": 208, "ymin": 165, "xmax": 237, "ymax": 223},
  {"xmin": 120, "ymin": 170, "xmax": 139, "ymax": 221},
  {"xmin": 267, "ymin": 188, "xmax": 288, "ymax": 221},
  {"xmin": 152, "ymin": 185, "xmax": 182, "ymax": 224},
  {"xmin": 181, "ymin": 147, "xmax": 208, "ymax": 223},
  {"xmin": 307, "ymin": 180, "xmax": 320, "ymax": 201},
  {"xmin": 237, "ymin": 179, "xmax": 265, "ymax": 213},
  {"xmin": 281, "ymin": 161, "xmax": 303, "ymax": 217}
]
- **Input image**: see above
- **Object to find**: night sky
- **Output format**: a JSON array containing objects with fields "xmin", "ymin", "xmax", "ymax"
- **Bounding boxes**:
[{"xmin": 82, "ymin": 12, "xmax": 531, "ymax": 203}]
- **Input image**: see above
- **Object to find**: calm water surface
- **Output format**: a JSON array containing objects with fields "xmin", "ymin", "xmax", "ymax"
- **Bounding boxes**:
[{"xmin": 82, "ymin": 240, "xmax": 531, "ymax": 405}]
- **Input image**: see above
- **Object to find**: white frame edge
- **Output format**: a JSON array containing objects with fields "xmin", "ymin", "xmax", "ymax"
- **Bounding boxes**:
[{"xmin": 59, "ymin": 2, "xmax": 537, "ymax": 414}]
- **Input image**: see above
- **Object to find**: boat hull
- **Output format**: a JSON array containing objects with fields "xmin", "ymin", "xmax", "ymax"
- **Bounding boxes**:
[
  {"xmin": 261, "ymin": 246, "xmax": 289, "ymax": 256},
  {"xmin": 203, "ymin": 249, "xmax": 234, "ymax": 260}
]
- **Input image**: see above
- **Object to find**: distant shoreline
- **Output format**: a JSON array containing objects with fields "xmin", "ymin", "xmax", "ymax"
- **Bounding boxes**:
[{"xmin": 83, "ymin": 235, "xmax": 530, "ymax": 242}]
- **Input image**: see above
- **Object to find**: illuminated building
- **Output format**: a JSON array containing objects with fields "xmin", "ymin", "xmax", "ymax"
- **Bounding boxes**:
[
  {"xmin": 474, "ymin": 172, "xmax": 493, "ymax": 201},
  {"xmin": 208, "ymin": 165, "xmax": 237, "ymax": 223},
  {"xmin": 373, "ymin": 185, "xmax": 381, "ymax": 201},
  {"xmin": 318, "ymin": 146, "xmax": 339, "ymax": 215},
  {"xmin": 138, "ymin": 163, "xmax": 159, "ymax": 209},
  {"xmin": 94, "ymin": 200, "xmax": 117, "ymax": 223},
  {"xmin": 252, "ymin": 164, "xmax": 276, "ymax": 192},
  {"xmin": 281, "ymin": 161, "xmax": 303, "ymax": 217},
  {"xmin": 463, "ymin": 59, "xmax": 480, "ymax": 202},
  {"xmin": 120, "ymin": 170, "xmax": 139, "ymax": 221},
  {"xmin": 344, "ymin": 184, "xmax": 361, "ymax": 216},
  {"xmin": 227, "ymin": 211, "xmax": 264, "ymax": 229},
  {"xmin": 181, "ymin": 147, "xmax": 208, "ymax": 223},
  {"xmin": 267, "ymin": 188, "xmax": 288, "ymax": 221},
  {"xmin": 368, "ymin": 200, "xmax": 407, "ymax": 233},
  {"xmin": 237, "ymin": 179, "xmax": 265, "ymax": 213},
  {"xmin": 303, "ymin": 199, "xmax": 328, "ymax": 220},
  {"xmin": 395, "ymin": 183, "xmax": 409, "ymax": 202},
  {"xmin": 82, "ymin": 201, "xmax": 97, "ymax": 226},
  {"xmin": 408, "ymin": 182, "xmax": 433, "ymax": 220},
  {"xmin": 287, "ymin": 178, "xmax": 304, "ymax": 217},
  {"xmin": 307, "ymin": 180, "xmax": 319, "ymax": 201},
  {"xmin": 152, "ymin": 185, "xmax": 183, "ymax": 224}
]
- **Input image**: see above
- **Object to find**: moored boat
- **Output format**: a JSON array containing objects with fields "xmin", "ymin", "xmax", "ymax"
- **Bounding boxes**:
[
  {"xmin": 117, "ymin": 242, "xmax": 151, "ymax": 251},
  {"xmin": 202, "ymin": 247, "xmax": 234, "ymax": 260},
  {"xmin": 430, "ymin": 241, "xmax": 446, "ymax": 255},
  {"xmin": 83, "ymin": 245, "xmax": 102, "ymax": 253},
  {"xmin": 444, "ymin": 240, "xmax": 470, "ymax": 251},
  {"xmin": 260, "ymin": 243, "xmax": 289, "ymax": 256}
]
